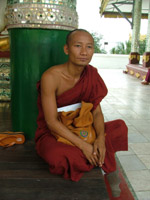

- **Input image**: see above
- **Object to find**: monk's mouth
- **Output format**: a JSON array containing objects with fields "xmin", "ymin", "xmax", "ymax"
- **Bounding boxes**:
[{"xmin": 78, "ymin": 58, "xmax": 88, "ymax": 61}]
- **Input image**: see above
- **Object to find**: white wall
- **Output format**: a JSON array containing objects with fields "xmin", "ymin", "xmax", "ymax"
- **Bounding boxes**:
[{"xmin": 90, "ymin": 53, "xmax": 143, "ymax": 69}]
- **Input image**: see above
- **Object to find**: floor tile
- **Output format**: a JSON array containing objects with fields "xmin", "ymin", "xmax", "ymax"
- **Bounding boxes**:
[
  {"xmin": 116, "ymin": 147, "xmax": 134, "ymax": 156},
  {"xmin": 129, "ymin": 143, "xmax": 150, "ymax": 155},
  {"xmin": 142, "ymin": 133, "xmax": 150, "ymax": 142},
  {"xmin": 138, "ymin": 155, "xmax": 150, "ymax": 170},
  {"xmin": 117, "ymin": 155, "xmax": 146, "ymax": 171},
  {"xmin": 127, "ymin": 125, "xmax": 141, "ymax": 134},
  {"xmin": 126, "ymin": 170, "xmax": 150, "ymax": 191},
  {"xmin": 117, "ymin": 109, "xmax": 141, "ymax": 120},
  {"xmin": 128, "ymin": 120, "xmax": 150, "ymax": 134},
  {"xmin": 136, "ymin": 191, "xmax": 150, "ymax": 200},
  {"xmin": 128, "ymin": 133, "xmax": 148, "ymax": 143}
]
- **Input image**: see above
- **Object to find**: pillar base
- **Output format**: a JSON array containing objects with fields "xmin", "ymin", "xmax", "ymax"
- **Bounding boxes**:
[
  {"xmin": 129, "ymin": 52, "xmax": 140, "ymax": 64},
  {"xmin": 142, "ymin": 52, "xmax": 150, "ymax": 68}
]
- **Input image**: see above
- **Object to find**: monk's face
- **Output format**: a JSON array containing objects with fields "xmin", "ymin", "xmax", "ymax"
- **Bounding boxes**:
[{"xmin": 64, "ymin": 31, "xmax": 94, "ymax": 67}]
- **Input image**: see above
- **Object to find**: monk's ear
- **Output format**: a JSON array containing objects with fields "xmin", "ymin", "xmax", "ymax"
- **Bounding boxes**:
[{"xmin": 64, "ymin": 44, "xmax": 69, "ymax": 55}]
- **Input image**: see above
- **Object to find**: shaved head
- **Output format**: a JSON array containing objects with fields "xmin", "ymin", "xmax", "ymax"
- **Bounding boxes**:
[{"xmin": 66, "ymin": 29, "xmax": 94, "ymax": 46}]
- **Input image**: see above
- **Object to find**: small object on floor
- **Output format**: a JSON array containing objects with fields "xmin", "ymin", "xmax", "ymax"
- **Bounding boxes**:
[
  {"xmin": 123, "ymin": 70, "xmax": 128, "ymax": 74},
  {"xmin": 141, "ymin": 80, "xmax": 149, "ymax": 85},
  {"xmin": 101, "ymin": 168, "xmax": 106, "ymax": 175},
  {"xmin": 0, "ymin": 131, "xmax": 25, "ymax": 147}
]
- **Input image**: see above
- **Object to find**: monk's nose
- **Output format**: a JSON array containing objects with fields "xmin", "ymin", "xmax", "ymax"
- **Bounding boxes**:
[{"xmin": 80, "ymin": 47, "xmax": 87, "ymax": 55}]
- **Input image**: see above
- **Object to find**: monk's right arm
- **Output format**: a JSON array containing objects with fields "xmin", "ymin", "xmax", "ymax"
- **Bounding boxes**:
[{"xmin": 41, "ymin": 72, "xmax": 98, "ymax": 166}]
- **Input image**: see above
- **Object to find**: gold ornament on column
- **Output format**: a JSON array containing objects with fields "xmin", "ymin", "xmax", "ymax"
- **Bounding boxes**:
[{"xmin": 5, "ymin": 0, "xmax": 78, "ymax": 30}]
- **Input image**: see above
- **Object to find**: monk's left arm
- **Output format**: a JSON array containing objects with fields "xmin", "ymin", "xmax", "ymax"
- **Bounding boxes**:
[{"xmin": 92, "ymin": 104, "xmax": 106, "ymax": 167}]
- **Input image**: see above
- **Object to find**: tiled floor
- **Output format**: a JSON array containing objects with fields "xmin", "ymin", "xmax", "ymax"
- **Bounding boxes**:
[{"xmin": 98, "ymin": 68, "xmax": 150, "ymax": 200}]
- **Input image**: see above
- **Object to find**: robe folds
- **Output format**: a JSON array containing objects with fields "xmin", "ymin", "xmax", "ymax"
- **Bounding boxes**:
[
  {"xmin": 145, "ymin": 69, "xmax": 150, "ymax": 82},
  {"xmin": 35, "ymin": 65, "xmax": 128, "ymax": 182}
]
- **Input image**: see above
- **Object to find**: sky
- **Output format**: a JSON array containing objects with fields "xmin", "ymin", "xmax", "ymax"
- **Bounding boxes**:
[{"xmin": 76, "ymin": 0, "xmax": 148, "ymax": 52}]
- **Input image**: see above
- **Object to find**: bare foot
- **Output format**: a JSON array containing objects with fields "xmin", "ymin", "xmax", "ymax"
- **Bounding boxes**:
[{"xmin": 141, "ymin": 80, "xmax": 149, "ymax": 85}]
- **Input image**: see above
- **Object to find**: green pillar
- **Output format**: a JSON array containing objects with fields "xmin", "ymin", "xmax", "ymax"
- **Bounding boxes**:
[
  {"xmin": 10, "ymin": 29, "xmax": 68, "ymax": 139},
  {"xmin": 5, "ymin": 0, "xmax": 78, "ymax": 139}
]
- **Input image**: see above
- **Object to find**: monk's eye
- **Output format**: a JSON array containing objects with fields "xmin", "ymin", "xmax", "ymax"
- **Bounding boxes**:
[
  {"xmin": 74, "ymin": 44, "xmax": 81, "ymax": 47},
  {"xmin": 87, "ymin": 46, "xmax": 93, "ymax": 49}
]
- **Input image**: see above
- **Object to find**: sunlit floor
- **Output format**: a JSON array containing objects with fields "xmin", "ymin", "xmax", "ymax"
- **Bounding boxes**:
[{"xmin": 98, "ymin": 68, "xmax": 150, "ymax": 200}]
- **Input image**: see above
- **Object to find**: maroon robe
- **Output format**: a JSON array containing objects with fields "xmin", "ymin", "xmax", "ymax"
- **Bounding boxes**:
[
  {"xmin": 145, "ymin": 69, "xmax": 150, "ymax": 82},
  {"xmin": 35, "ymin": 65, "xmax": 128, "ymax": 182}
]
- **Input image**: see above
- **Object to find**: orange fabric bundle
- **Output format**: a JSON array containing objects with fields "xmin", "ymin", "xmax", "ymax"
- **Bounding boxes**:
[
  {"xmin": 0, "ymin": 132, "xmax": 25, "ymax": 147},
  {"xmin": 53, "ymin": 101, "xmax": 96, "ymax": 146}
]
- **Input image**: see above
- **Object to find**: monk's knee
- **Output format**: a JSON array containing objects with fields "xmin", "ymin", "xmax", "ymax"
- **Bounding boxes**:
[
  {"xmin": 45, "ymin": 147, "xmax": 67, "ymax": 171},
  {"xmin": 117, "ymin": 119, "xmax": 128, "ymax": 133},
  {"xmin": 105, "ymin": 119, "xmax": 128, "ymax": 133}
]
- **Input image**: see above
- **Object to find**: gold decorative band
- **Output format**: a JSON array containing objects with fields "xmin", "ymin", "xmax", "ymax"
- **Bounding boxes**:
[
  {"xmin": 0, "ymin": 37, "xmax": 10, "ymax": 51},
  {"xmin": 143, "ymin": 55, "xmax": 150, "ymax": 63},
  {"xmin": 129, "ymin": 54, "xmax": 140, "ymax": 61},
  {"xmin": 5, "ymin": 3, "xmax": 78, "ymax": 30},
  {"xmin": 135, "ymin": 73, "xmax": 140, "ymax": 78}
]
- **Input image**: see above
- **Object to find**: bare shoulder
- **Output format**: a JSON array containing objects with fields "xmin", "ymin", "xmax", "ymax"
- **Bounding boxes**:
[
  {"xmin": 42, "ymin": 64, "xmax": 64, "ymax": 79},
  {"xmin": 41, "ymin": 64, "xmax": 65, "ymax": 92},
  {"xmin": 41, "ymin": 64, "xmax": 65, "ymax": 83}
]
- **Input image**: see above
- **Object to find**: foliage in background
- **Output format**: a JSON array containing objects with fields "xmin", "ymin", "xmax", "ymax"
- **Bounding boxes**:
[
  {"xmin": 110, "ymin": 38, "xmax": 146, "ymax": 55},
  {"xmin": 110, "ymin": 41, "xmax": 131, "ymax": 54},
  {"xmin": 91, "ymin": 32, "xmax": 107, "ymax": 54},
  {"xmin": 139, "ymin": 39, "xmax": 146, "ymax": 55}
]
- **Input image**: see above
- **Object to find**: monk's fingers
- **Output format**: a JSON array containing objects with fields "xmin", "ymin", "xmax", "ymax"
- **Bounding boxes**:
[
  {"xmin": 88, "ymin": 158, "xmax": 94, "ymax": 166},
  {"xmin": 89, "ymin": 156, "xmax": 98, "ymax": 166},
  {"xmin": 93, "ymin": 145, "xmax": 98, "ymax": 156},
  {"xmin": 93, "ymin": 151, "xmax": 100, "ymax": 166},
  {"xmin": 93, "ymin": 150, "xmax": 99, "ymax": 160},
  {"xmin": 99, "ymin": 151, "xmax": 106, "ymax": 167},
  {"xmin": 99, "ymin": 157, "xmax": 104, "ymax": 167}
]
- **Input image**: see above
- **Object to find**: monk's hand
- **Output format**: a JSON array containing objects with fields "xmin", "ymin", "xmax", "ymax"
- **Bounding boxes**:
[
  {"xmin": 93, "ymin": 135, "xmax": 106, "ymax": 167},
  {"xmin": 81, "ymin": 142, "xmax": 99, "ymax": 166}
]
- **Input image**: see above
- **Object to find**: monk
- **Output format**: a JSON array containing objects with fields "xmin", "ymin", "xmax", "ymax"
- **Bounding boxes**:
[{"xmin": 35, "ymin": 29, "xmax": 128, "ymax": 182}]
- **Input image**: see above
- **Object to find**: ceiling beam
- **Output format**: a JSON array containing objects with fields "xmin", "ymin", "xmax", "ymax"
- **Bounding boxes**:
[{"xmin": 112, "ymin": 2, "xmax": 134, "ymax": 28}]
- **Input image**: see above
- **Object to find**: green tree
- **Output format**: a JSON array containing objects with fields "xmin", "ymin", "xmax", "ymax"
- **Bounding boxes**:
[
  {"xmin": 91, "ymin": 32, "xmax": 107, "ymax": 54},
  {"xmin": 110, "ymin": 39, "xmax": 146, "ymax": 55},
  {"xmin": 110, "ymin": 47, "xmax": 116, "ymax": 54},
  {"xmin": 125, "ymin": 40, "xmax": 132, "ymax": 54},
  {"xmin": 110, "ymin": 41, "xmax": 131, "ymax": 54}
]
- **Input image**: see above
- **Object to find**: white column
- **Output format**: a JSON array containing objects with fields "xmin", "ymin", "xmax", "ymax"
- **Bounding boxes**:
[
  {"xmin": 146, "ymin": 1, "xmax": 150, "ymax": 51},
  {"xmin": 131, "ymin": 0, "xmax": 142, "ymax": 52}
]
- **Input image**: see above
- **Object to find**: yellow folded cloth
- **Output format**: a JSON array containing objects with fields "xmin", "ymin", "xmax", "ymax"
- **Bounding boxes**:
[{"xmin": 53, "ymin": 101, "xmax": 96, "ymax": 146}]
